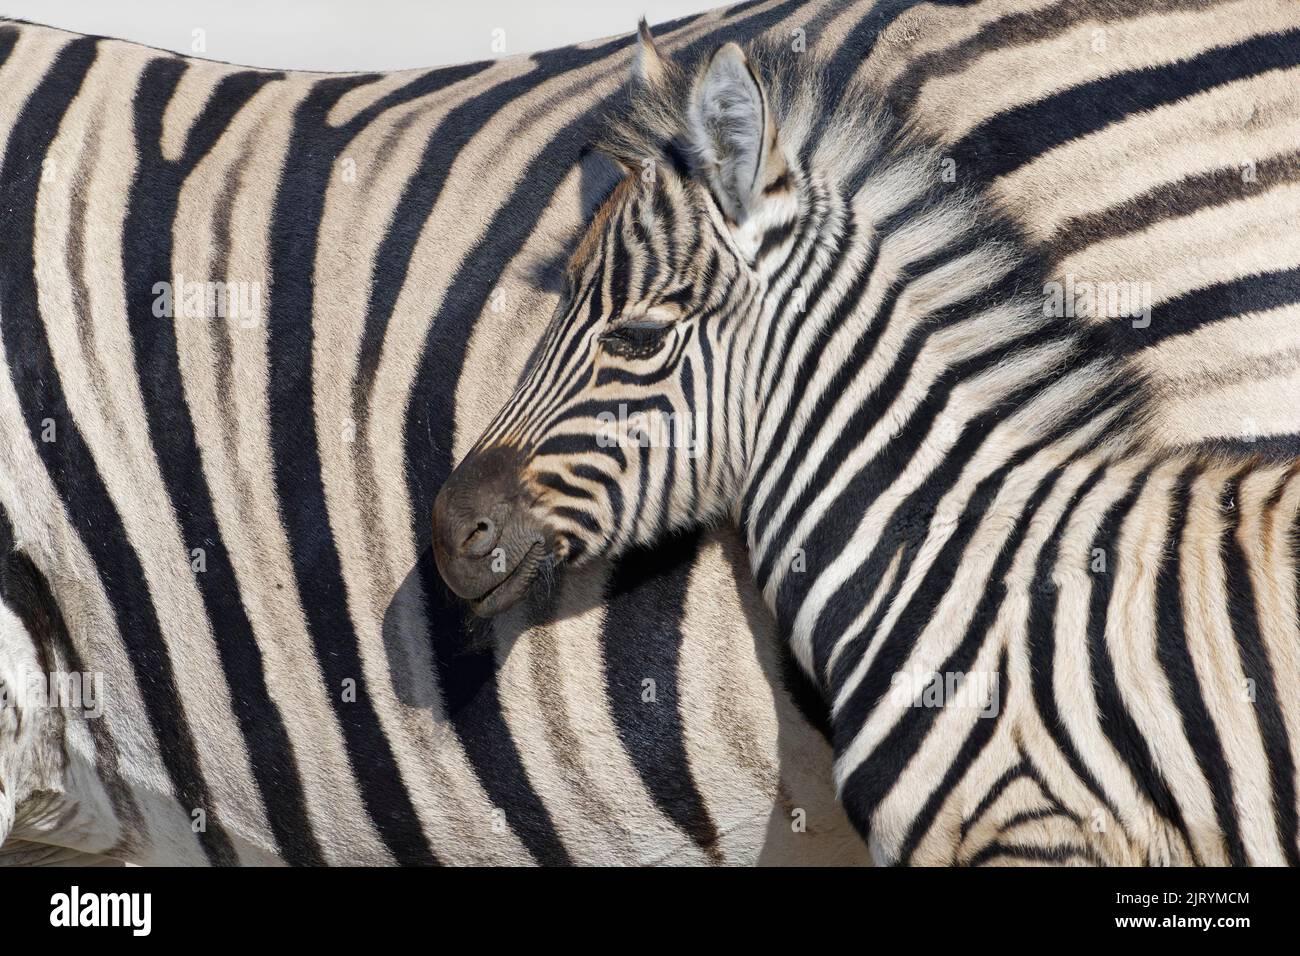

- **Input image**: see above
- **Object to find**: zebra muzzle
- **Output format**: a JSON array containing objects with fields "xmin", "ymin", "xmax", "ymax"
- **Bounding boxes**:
[{"xmin": 432, "ymin": 445, "xmax": 550, "ymax": 616}]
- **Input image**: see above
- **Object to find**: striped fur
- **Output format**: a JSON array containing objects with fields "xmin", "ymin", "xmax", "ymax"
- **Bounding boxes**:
[
  {"xmin": 448, "ymin": 9, "xmax": 1300, "ymax": 865},
  {"xmin": 0, "ymin": 7, "xmax": 873, "ymax": 866},
  {"xmin": 4, "ymin": 0, "xmax": 1300, "ymax": 866}
]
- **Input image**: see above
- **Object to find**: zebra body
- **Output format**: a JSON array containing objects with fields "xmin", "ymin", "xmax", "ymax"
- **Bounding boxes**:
[
  {"xmin": 837, "ymin": 450, "xmax": 1300, "ymax": 866},
  {"xmin": 4, "ymin": 0, "xmax": 1300, "ymax": 866},
  {"xmin": 0, "ymin": 10, "xmax": 870, "ymax": 866},
  {"xmin": 437, "ymin": 14, "xmax": 1300, "ymax": 865}
]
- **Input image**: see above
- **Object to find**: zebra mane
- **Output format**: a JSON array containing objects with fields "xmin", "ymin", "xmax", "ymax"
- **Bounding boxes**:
[{"xmin": 596, "ymin": 36, "xmax": 1171, "ymax": 465}]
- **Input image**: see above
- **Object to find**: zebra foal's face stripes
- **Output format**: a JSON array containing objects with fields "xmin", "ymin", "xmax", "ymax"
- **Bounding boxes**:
[{"xmin": 434, "ymin": 25, "xmax": 794, "ymax": 614}]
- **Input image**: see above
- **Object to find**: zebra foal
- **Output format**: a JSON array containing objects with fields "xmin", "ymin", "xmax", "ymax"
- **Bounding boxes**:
[{"xmin": 435, "ymin": 22, "xmax": 1300, "ymax": 866}]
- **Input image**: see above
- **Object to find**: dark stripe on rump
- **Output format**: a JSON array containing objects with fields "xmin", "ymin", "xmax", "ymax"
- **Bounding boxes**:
[
  {"xmin": 821, "ymin": 0, "xmax": 984, "ymax": 104},
  {"xmin": 951, "ymin": 28, "xmax": 1300, "ymax": 183},
  {"xmin": 1118, "ymin": 267, "xmax": 1300, "ymax": 354},
  {"xmin": 886, "ymin": 0, "xmax": 1224, "ymax": 120},
  {"xmin": 1044, "ymin": 150, "xmax": 1300, "ymax": 266}
]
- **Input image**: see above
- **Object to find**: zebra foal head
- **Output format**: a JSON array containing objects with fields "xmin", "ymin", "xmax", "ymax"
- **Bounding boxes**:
[{"xmin": 433, "ymin": 23, "xmax": 810, "ymax": 614}]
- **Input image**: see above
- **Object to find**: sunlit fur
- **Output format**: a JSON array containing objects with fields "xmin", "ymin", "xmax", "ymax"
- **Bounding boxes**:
[
  {"xmin": 469, "ymin": 32, "xmax": 1300, "ymax": 866},
  {"xmin": 0, "ymin": 14, "xmax": 869, "ymax": 868},
  {"xmin": 6, "ymin": 2, "xmax": 1300, "ymax": 869}
]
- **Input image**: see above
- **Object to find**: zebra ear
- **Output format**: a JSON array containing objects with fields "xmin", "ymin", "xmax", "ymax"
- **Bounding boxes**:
[
  {"xmin": 687, "ymin": 42, "xmax": 780, "ymax": 223},
  {"xmin": 632, "ymin": 19, "xmax": 668, "ymax": 89}
]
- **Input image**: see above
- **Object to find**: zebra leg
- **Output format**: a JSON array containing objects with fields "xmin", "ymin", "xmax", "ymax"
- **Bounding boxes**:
[
  {"xmin": 0, "ymin": 592, "xmax": 46, "ymax": 850},
  {"xmin": 0, "ymin": 550, "xmax": 77, "ymax": 856},
  {"xmin": 0, "ymin": 839, "xmax": 129, "ymax": 866}
]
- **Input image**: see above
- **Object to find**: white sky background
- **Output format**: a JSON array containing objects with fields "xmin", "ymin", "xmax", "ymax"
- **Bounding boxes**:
[{"xmin": 0, "ymin": 1, "xmax": 720, "ymax": 71}]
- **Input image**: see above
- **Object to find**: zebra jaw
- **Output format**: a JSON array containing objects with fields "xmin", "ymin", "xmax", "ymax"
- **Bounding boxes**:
[{"xmin": 465, "ymin": 539, "xmax": 551, "ymax": 617}]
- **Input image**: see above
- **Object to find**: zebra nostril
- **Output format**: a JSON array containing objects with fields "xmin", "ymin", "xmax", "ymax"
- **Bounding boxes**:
[{"xmin": 463, "ymin": 517, "xmax": 498, "ymax": 558}]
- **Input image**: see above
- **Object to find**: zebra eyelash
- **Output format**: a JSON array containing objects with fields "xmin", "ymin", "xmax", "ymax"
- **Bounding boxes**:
[
  {"xmin": 599, "ymin": 302, "xmax": 683, "ymax": 348},
  {"xmin": 599, "ymin": 319, "xmax": 673, "ymax": 357},
  {"xmin": 611, "ymin": 314, "xmax": 674, "ymax": 332}
]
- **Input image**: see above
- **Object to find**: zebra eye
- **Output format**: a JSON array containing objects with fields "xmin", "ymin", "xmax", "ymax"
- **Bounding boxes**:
[
  {"xmin": 601, "ymin": 322, "xmax": 671, "ymax": 354},
  {"xmin": 600, "ymin": 308, "xmax": 677, "ymax": 353}
]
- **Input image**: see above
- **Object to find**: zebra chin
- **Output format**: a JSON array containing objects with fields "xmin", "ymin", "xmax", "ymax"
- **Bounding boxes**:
[{"xmin": 432, "ymin": 445, "xmax": 556, "ymax": 617}]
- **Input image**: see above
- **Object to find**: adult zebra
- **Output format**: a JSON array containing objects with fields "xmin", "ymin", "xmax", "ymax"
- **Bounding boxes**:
[
  {"xmin": 0, "ymin": 7, "xmax": 872, "ymax": 866},
  {"xmin": 437, "ymin": 16, "xmax": 1300, "ymax": 866}
]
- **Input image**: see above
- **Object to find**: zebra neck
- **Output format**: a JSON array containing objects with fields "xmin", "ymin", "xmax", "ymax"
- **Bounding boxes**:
[{"xmin": 734, "ymin": 154, "xmax": 1155, "ymax": 704}]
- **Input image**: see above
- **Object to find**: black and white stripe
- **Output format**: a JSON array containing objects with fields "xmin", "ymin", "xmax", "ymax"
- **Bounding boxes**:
[
  {"xmin": 5, "ymin": 0, "xmax": 1300, "ymax": 866},
  {"xmin": 0, "ymin": 6, "xmax": 871, "ymax": 867},
  {"xmin": 448, "ymin": 6, "xmax": 1300, "ymax": 866}
]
